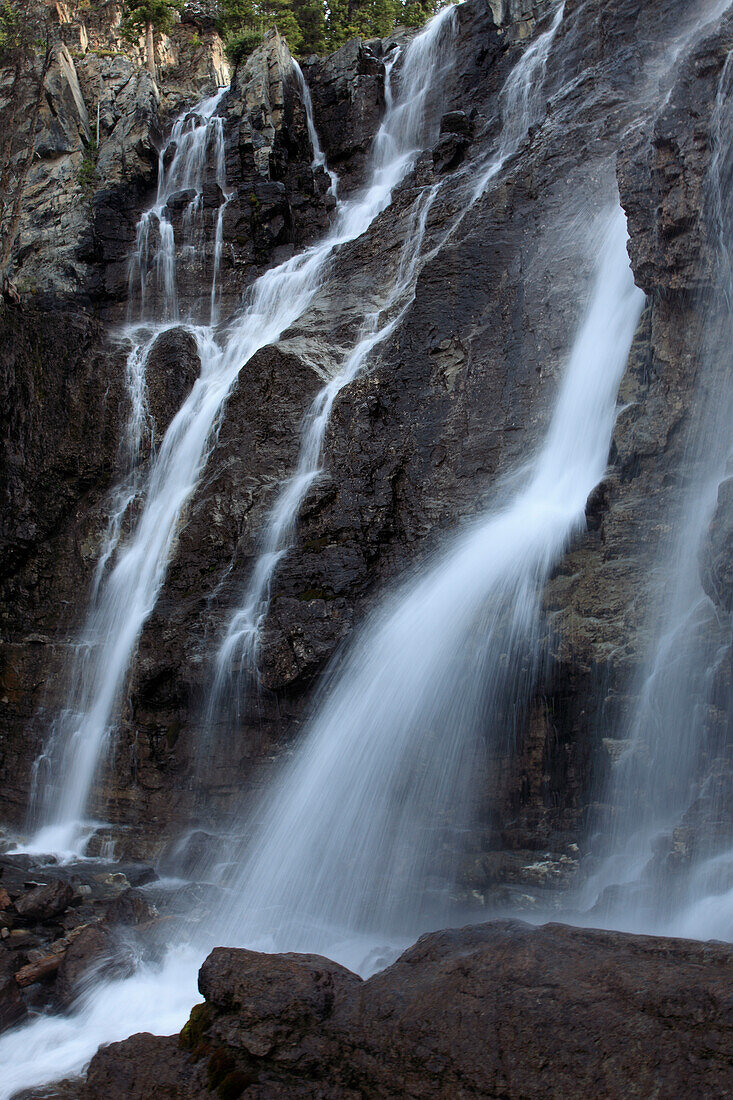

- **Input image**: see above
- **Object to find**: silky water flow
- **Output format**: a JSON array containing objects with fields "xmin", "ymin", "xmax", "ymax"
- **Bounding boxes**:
[{"xmin": 23, "ymin": 4, "xmax": 458, "ymax": 860}]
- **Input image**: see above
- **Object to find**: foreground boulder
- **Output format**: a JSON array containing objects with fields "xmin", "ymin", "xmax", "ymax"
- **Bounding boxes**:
[{"xmin": 82, "ymin": 920, "xmax": 732, "ymax": 1098}]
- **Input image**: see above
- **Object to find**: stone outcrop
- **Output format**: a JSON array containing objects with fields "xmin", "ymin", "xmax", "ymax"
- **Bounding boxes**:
[
  {"xmin": 4, "ymin": 1, "xmax": 230, "ymax": 304},
  {"xmin": 0, "ymin": 852, "xmax": 159, "ymax": 1029},
  {"xmin": 82, "ymin": 920, "xmax": 733, "ymax": 1098}
]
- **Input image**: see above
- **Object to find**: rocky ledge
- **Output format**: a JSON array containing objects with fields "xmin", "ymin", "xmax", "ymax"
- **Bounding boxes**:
[
  {"xmin": 81, "ymin": 921, "xmax": 732, "ymax": 1099},
  {"xmin": 0, "ymin": 853, "xmax": 163, "ymax": 1034}
]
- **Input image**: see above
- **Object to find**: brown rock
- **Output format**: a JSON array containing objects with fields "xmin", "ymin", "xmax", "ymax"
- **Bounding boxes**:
[
  {"xmin": 14, "ymin": 880, "xmax": 74, "ymax": 922},
  {"xmin": 82, "ymin": 921, "xmax": 733, "ymax": 1099},
  {"xmin": 0, "ymin": 944, "xmax": 26, "ymax": 1035},
  {"xmin": 56, "ymin": 925, "xmax": 113, "ymax": 1007},
  {"xmin": 198, "ymin": 946, "xmax": 360, "ymax": 1057},
  {"xmin": 103, "ymin": 889, "xmax": 156, "ymax": 927}
]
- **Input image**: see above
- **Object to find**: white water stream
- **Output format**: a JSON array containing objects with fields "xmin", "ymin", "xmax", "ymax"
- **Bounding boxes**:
[
  {"xmin": 23, "ymin": 4, "xmax": 458, "ymax": 860},
  {"xmin": 26, "ymin": 91, "xmax": 231, "ymax": 858},
  {"xmin": 584, "ymin": 48, "xmax": 733, "ymax": 940},
  {"xmin": 210, "ymin": 3, "xmax": 566, "ymax": 715},
  {"xmin": 212, "ymin": 207, "xmax": 643, "ymax": 954}
]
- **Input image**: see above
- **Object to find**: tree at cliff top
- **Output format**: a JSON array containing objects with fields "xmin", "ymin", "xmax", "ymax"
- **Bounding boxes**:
[
  {"xmin": 122, "ymin": 0, "xmax": 178, "ymax": 78},
  {"xmin": 220, "ymin": 0, "xmax": 445, "ymax": 62},
  {"xmin": 0, "ymin": 0, "xmax": 52, "ymax": 289}
]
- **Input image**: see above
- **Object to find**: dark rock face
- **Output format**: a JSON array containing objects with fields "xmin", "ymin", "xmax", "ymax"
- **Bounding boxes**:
[
  {"xmin": 82, "ymin": 921, "xmax": 733, "ymax": 1098},
  {"xmin": 145, "ymin": 328, "xmax": 202, "ymax": 446},
  {"xmin": 702, "ymin": 474, "xmax": 733, "ymax": 613},
  {"xmin": 302, "ymin": 37, "xmax": 386, "ymax": 191},
  {"xmin": 0, "ymin": 944, "xmax": 26, "ymax": 1035}
]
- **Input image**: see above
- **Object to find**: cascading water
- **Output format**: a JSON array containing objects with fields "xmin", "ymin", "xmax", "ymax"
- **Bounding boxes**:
[
  {"xmin": 26, "ymin": 91, "xmax": 231, "ymax": 857},
  {"xmin": 584, "ymin": 49, "xmax": 733, "ymax": 940},
  {"xmin": 293, "ymin": 59, "xmax": 339, "ymax": 200},
  {"xmin": 128, "ymin": 88, "xmax": 229, "ymax": 323},
  {"xmin": 212, "ymin": 208, "xmax": 643, "ymax": 958},
  {"xmin": 20, "ymin": 7, "xmax": 460, "ymax": 861},
  {"xmin": 209, "ymin": 186, "xmax": 439, "ymax": 709},
  {"xmin": 208, "ymin": 3, "xmax": 566, "ymax": 722}
]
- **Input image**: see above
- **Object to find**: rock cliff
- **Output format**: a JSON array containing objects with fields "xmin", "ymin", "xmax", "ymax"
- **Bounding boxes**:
[{"xmin": 0, "ymin": 0, "xmax": 731, "ymax": 924}]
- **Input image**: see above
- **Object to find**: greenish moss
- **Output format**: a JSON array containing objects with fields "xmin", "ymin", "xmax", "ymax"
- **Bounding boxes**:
[
  {"xmin": 217, "ymin": 1069, "xmax": 250, "ymax": 1099},
  {"xmin": 179, "ymin": 1002, "xmax": 213, "ymax": 1055},
  {"xmin": 207, "ymin": 1048, "xmax": 236, "ymax": 1090},
  {"xmin": 77, "ymin": 140, "xmax": 99, "ymax": 195}
]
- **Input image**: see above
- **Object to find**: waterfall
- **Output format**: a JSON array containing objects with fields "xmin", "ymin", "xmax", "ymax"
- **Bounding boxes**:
[
  {"xmin": 211, "ymin": 208, "xmax": 643, "ymax": 959},
  {"xmin": 26, "ymin": 91, "xmax": 231, "ymax": 858},
  {"xmin": 0, "ymin": 8, "xmax": 661, "ymax": 1094},
  {"xmin": 293, "ymin": 59, "xmax": 339, "ymax": 200},
  {"xmin": 208, "ymin": 3, "xmax": 566, "ymax": 725},
  {"xmin": 22, "ymin": 6, "xmax": 458, "ymax": 860},
  {"xmin": 128, "ymin": 88, "xmax": 229, "ymax": 323},
  {"xmin": 585, "ymin": 51, "xmax": 733, "ymax": 939}
]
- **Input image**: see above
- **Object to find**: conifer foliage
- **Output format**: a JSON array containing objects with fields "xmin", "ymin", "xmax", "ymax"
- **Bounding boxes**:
[{"xmin": 220, "ymin": 0, "xmax": 445, "ymax": 63}]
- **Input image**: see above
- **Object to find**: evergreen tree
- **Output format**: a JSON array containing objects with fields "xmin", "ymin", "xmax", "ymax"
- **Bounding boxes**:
[
  {"xmin": 220, "ymin": 0, "xmax": 447, "ymax": 64},
  {"xmin": 291, "ymin": 0, "xmax": 325, "ymax": 55},
  {"xmin": 122, "ymin": 0, "xmax": 178, "ymax": 78}
]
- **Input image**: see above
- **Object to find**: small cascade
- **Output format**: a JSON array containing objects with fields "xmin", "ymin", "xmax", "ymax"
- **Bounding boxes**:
[
  {"xmin": 26, "ymin": 90, "xmax": 231, "ymax": 856},
  {"xmin": 293, "ymin": 59, "xmax": 339, "ymax": 200},
  {"xmin": 128, "ymin": 89, "xmax": 229, "ymax": 323},
  {"xmin": 585, "ymin": 50, "xmax": 733, "ymax": 939},
  {"xmin": 473, "ymin": 0, "xmax": 564, "ymax": 196}
]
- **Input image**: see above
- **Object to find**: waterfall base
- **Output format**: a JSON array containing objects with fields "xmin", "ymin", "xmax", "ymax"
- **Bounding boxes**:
[{"xmin": 80, "ymin": 920, "xmax": 732, "ymax": 1100}]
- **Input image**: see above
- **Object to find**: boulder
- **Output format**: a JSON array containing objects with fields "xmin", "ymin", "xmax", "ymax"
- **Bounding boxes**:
[
  {"xmin": 56, "ymin": 925, "xmax": 116, "ymax": 1007},
  {"xmin": 82, "ymin": 921, "xmax": 733, "ymax": 1099},
  {"xmin": 103, "ymin": 889, "xmax": 156, "ymax": 927},
  {"xmin": 14, "ymin": 880, "xmax": 73, "ymax": 922}
]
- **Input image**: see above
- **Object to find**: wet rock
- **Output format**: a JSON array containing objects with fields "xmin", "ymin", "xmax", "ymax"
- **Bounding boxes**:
[
  {"xmin": 198, "ymin": 946, "xmax": 360, "ymax": 1055},
  {"xmin": 433, "ymin": 130, "xmax": 471, "ymax": 172},
  {"xmin": 166, "ymin": 188, "xmax": 197, "ymax": 211},
  {"xmin": 433, "ymin": 109, "xmax": 474, "ymax": 172},
  {"xmin": 0, "ymin": 944, "xmax": 26, "ymax": 1035},
  {"xmin": 82, "ymin": 921, "xmax": 733, "ymax": 1099},
  {"xmin": 55, "ymin": 925, "xmax": 114, "ymax": 1007},
  {"xmin": 158, "ymin": 830, "xmax": 216, "ymax": 877},
  {"xmin": 103, "ymin": 889, "xmax": 156, "ymax": 927},
  {"xmin": 14, "ymin": 880, "xmax": 73, "ymax": 922},
  {"xmin": 144, "ymin": 328, "xmax": 201, "ymax": 446},
  {"xmin": 701, "ymin": 474, "xmax": 733, "ymax": 613},
  {"xmin": 84, "ymin": 1033, "xmax": 197, "ymax": 1099}
]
